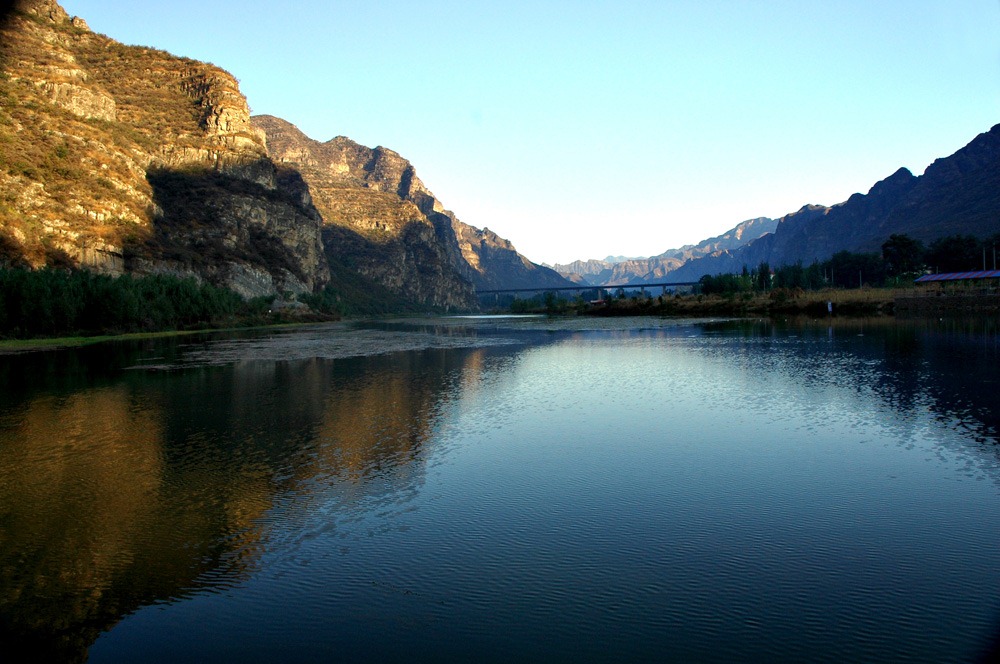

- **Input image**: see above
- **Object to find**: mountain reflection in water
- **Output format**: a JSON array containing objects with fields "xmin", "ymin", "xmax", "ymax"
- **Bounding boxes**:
[
  {"xmin": 0, "ymin": 317, "xmax": 997, "ymax": 663},
  {"xmin": 0, "ymin": 329, "xmax": 494, "ymax": 662}
]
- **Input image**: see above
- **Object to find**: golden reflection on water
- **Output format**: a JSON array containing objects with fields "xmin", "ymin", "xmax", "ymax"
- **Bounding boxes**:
[
  {"xmin": 0, "ymin": 386, "xmax": 166, "ymax": 659},
  {"xmin": 313, "ymin": 369, "xmax": 430, "ymax": 483},
  {"xmin": 0, "ymin": 345, "xmax": 476, "ymax": 660},
  {"xmin": 1, "ymin": 319, "xmax": 998, "ymax": 662}
]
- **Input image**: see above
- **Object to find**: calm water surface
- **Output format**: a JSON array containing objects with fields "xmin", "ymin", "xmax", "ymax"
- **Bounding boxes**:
[{"xmin": 1, "ymin": 316, "xmax": 999, "ymax": 662}]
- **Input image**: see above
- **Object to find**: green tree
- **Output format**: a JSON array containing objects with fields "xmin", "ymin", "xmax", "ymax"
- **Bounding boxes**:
[
  {"xmin": 925, "ymin": 235, "xmax": 981, "ymax": 273},
  {"xmin": 824, "ymin": 251, "xmax": 885, "ymax": 288},
  {"xmin": 881, "ymin": 234, "xmax": 925, "ymax": 276},
  {"xmin": 773, "ymin": 262, "xmax": 804, "ymax": 289},
  {"xmin": 754, "ymin": 262, "xmax": 771, "ymax": 291}
]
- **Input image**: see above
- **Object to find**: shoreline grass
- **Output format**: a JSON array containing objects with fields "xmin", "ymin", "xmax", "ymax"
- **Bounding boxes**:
[
  {"xmin": 0, "ymin": 316, "xmax": 343, "ymax": 355},
  {"xmin": 541, "ymin": 287, "xmax": 904, "ymax": 318}
]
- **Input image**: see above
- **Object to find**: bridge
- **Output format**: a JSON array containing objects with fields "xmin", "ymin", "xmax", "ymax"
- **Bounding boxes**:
[{"xmin": 477, "ymin": 281, "xmax": 700, "ymax": 296}]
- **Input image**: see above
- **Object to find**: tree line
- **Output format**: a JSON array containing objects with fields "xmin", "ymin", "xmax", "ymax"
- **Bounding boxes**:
[
  {"xmin": 699, "ymin": 233, "xmax": 1000, "ymax": 295},
  {"xmin": 0, "ymin": 268, "xmax": 259, "ymax": 339}
]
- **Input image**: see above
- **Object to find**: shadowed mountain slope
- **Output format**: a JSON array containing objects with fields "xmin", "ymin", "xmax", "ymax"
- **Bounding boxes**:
[
  {"xmin": 253, "ymin": 115, "xmax": 571, "ymax": 296},
  {"xmin": 668, "ymin": 124, "xmax": 1000, "ymax": 281}
]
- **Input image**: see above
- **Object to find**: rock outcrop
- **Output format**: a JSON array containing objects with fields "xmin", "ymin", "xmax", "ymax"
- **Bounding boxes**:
[
  {"xmin": 254, "ymin": 115, "xmax": 570, "ymax": 302},
  {"xmin": 0, "ymin": 0, "xmax": 328, "ymax": 296},
  {"xmin": 251, "ymin": 115, "xmax": 475, "ymax": 308}
]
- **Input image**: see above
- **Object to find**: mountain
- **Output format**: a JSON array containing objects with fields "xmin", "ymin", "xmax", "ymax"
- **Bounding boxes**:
[
  {"xmin": 603, "ymin": 255, "xmax": 646, "ymax": 264},
  {"xmin": 0, "ymin": 0, "xmax": 328, "ymax": 298},
  {"xmin": 0, "ymin": 0, "xmax": 568, "ymax": 309},
  {"xmin": 251, "ymin": 115, "xmax": 475, "ymax": 308},
  {"xmin": 668, "ymin": 125, "xmax": 1000, "ymax": 281},
  {"xmin": 553, "ymin": 217, "xmax": 778, "ymax": 285},
  {"xmin": 253, "ymin": 115, "xmax": 570, "ymax": 296},
  {"xmin": 547, "ymin": 259, "xmax": 616, "ymax": 286},
  {"xmin": 652, "ymin": 217, "xmax": 778, "ymax": 264}
]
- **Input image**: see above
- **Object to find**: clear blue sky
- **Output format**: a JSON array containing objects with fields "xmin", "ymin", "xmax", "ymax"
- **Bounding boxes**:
[{"xmin": 61, "ymin": 1, "xmax": 1000, "ymax": 265}]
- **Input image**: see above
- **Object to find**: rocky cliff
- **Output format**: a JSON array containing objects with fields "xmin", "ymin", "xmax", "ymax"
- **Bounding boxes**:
[
  {"xmin": 0, "ymin": 0, "xmax": 328, "ymax": 297},
  {"xmin": 253, "ymin": 115, "xmax": 570, "ymax": 299},
  {"xmin": 447, "ymin": 220, "xmax": 570, "ymax": 290},
  {"xmin": 668, "ymin": 124, "xmax": 1000, "ymax": 281},
  {"xmin": 250, "ymin": 115, "xmax": 475, "ymax": 308}
]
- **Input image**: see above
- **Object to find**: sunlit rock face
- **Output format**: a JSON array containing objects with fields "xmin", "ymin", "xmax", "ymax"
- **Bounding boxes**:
[
  {"xmin": 254, "ymin": 115, "xmax": 571, "ymax": 303},
  {"xmin": 0, "ymin": 0, "xmax": 328, "ymax": 296},
  {"xmin": 1, "ymin": 0, "xmax": 567, "ymax": 304}
]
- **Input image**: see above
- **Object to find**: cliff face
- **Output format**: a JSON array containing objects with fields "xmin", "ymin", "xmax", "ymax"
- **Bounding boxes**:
[
  {"xmin": 447, "ymin": 220, "xmax": 570, "ymax": 290},
  {"xmin": 253, "ymin": 115, "xmax": 570, "ymax": 300},
  {"xmin": 0, "ymin": 0, "xmax": 328, "ymax": 297},
  {"xmin": 2, "ymin": 1, "xmax": 568, "ymax": 305},
  {"xmin": 251, "ymin": 115, "xmax": 475, "ymax": 308}
]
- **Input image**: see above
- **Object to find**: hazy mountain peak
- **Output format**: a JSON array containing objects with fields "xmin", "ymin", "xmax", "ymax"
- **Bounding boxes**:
[
  {"xmin": 603, "ymin": 255, "xmax": 647, "ymax": 263},
  {"xmin": 552, "ymin": 216, "xmax": 778, "ymax": 286}
]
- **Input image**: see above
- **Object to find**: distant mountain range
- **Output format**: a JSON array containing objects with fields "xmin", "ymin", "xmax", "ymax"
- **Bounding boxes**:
[
  {"xmin": 666, "ymin": 124, "xmax": 1000, "ymax": 282},
  {"xmin": 552, "ymin": 217, "xmax": 778, "ymax": 285},
  {"xmin": 556, "ymin": 124, "xmax": 1000, "ymax": 285}
]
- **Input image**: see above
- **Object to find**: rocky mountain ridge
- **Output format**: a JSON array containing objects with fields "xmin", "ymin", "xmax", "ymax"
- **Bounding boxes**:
[
  {"xmin": 667, "ymin": 124, "xmax": 1000, "ymax": 281},
  {"xmin": 557, "ymin": 121, "xmax": 1000, "ymax": 287},
  {"xmin": 553, "ymin": 216, "xmax": 778, "ymax": 285},
  {"xmin": 253, "ymin": 115, "xmax": 569, "ymax": 299},
  {"xmin": 0, "ymin": 0, "xmax": 568, "ymax": 308},
  {"xmin": 0, "ymin": 0, "xmax": 328, "ymax": 297},
  {"xmin": 5, "ymin": 0, "xmax": 996, "ymax": 305}
]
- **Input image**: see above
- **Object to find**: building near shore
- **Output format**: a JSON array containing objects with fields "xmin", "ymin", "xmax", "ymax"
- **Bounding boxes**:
[{"xmin": 896, "ymin": 270, "xmax": 1000, "ymax": 315}]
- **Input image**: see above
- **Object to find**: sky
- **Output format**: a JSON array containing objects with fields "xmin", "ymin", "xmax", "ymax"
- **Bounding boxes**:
[{"xmin": 60, "ymin": 1, "xmax": 1000, "ymax": 265}]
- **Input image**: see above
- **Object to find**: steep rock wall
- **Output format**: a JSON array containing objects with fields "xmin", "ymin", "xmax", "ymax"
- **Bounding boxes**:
[
  {"xmin": 252, "ymin": 115, "xmax": 475, "ymax": 308},
  {"xmin": 0, "ymin": 0, "xmax": 328, "ymax": 296},
  {"xmin": 253, "ymin": 115, "xmax": 570, "ymax": 299}
]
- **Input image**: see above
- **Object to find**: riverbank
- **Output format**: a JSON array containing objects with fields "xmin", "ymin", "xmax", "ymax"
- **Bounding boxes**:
[
  {"xmin": 895, "ymin": 292, "xmax": 1000, "ymax": 316},
  {"xmin": 0, "ymin": 311, "xmax": 341, "ymax": 355},
  {"xmin": 586, "ymin": 287, "xmax": 902, "ymax": 318}
]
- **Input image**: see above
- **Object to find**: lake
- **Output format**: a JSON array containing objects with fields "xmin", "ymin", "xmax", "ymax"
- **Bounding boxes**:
[{"xmin": 1, "ymin": 315, "xmax": 999, "ymax": 663}]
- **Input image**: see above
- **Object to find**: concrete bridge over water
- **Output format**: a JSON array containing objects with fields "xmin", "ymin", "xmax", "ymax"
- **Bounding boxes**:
[{"xmin": 477, "ymin": 281, "xmax": 701, "ymax": 301}]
